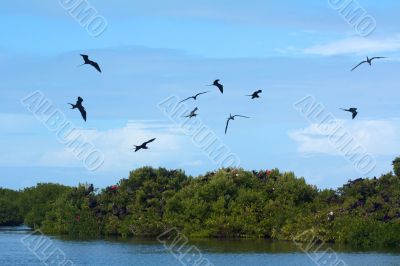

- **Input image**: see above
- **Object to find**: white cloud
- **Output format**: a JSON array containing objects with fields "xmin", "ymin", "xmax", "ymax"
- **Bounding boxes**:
[
  {"xmin": 39, "ymin": 120, "xmax": 202, "ymax": 171},
  {"xmin": 304, "ymin": 35, "xmax": 400, "ymax": 56},
  {"xmin": 289, "ymin": 119, "xmax": 400, "ymax": 156}
]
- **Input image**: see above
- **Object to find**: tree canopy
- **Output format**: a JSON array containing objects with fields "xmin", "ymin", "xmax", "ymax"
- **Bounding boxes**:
[{"xmin": 1, "ymin": 161, "xmax": 400, "ymax": 248}]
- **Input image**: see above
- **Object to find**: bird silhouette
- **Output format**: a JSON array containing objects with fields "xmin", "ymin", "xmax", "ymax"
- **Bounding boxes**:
[
  {"xmin": 207, "ymin": 79, "xmax": 223, "ymax": 94},
  {"xmin": 246, "ymin": 89, "xmax": 262, "ymax": 99},
  {"xmin": 78, "ymin": 54, "xmax": 101, "ymax": 73},
  {"xmin": 184, "ymin": 107, "xmax": 199, "ymax": 118},
  {"xmin": 133, "ymin": 138, "xmax": 156, "ymax": 152},
  {"xmin": 351, "ymin": 56, "xmax": 387, "ymax": 71},
  {"xmin": 179, "ymin": 91, "xmax": 209, "ymax": 103},
  {"xmin": 340, "ymin": 108, "xmax": 358, "ymax": 119},
  {"xmin": 68, "ymin": 97, "xmax": 87, "ymax": 121},
  {"xmin": 225, "ymin": 114, "xmax": 250, "ymax": 134}
]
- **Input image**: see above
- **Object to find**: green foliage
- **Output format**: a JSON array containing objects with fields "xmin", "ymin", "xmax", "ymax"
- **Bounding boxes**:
[
  {"xmin": 19, "ymin": 183, "xmax": 71, "ymax": 228},
  {"xmin": 393, "ymin": 157, "xmax": 400, "ymax": 177},
  {"xmin": 0, "ymin": 188, "xmax": 23, "ymax": 225},
  {"xmin": 1, "ymin": 164, "xmax": 400, "ymax": 247}
]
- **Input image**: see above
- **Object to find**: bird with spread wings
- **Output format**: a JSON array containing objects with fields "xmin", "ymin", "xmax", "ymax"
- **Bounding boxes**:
[
  {"xmin": 351, "ymin": 56, "xmax": 387, "ymax": 71},
  {"xmin": 340, "ymin": 108, "xmax": 358, "ymax": 119},
  {"xmin": 207, "ymin": 79, "xmax": 223, "ymax": 94},
  {"xmin": 68, "ymin": 96, "xmax": 87, "ymax": 121},
  {"xmin": 179, "ymin": 91, "xmax": 209, "ymax": 103},
  {"xmin": 133, "ymin": 138, "xmax": 156, "ymax": 152},
  {"xmin": 79, "ymin": 54, "xmax": 102, "ymax": 73},
  {"xmin": 225, "ymin": 114, "xmax": 250, "ymax": 134}
]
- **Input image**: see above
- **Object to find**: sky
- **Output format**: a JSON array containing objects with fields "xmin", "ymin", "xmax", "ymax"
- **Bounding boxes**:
[{"xmin": 1, "ymin": 0, "xmax": 400, "ymax": 190}]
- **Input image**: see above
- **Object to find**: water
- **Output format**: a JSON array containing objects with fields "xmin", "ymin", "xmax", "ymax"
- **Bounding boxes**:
[{"xmin": 1, "ymin": 226, "xmax": 399, "ymax": 266}]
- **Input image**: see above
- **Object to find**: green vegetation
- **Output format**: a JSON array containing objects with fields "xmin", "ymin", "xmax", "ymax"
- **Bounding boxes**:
[{"xmin": 1, "ymin": 159, "xmax": 400, "ymax": 248}]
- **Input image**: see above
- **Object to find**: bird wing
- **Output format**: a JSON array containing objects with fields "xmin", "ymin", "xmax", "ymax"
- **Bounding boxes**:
[
  {"xmin": 78, "ymin": 106, "xmax": 87, "ymax": 121},
  {"xmin": 225, "ymin": 119, "xmax": 230, "ymax": 134},
  {"xmin": 179, "ymin": 96, "xmax": 192, "ymax": 103},
  {"xmin": 352, "ymin": 111, "xmax": 358, "ymax": 119},
  {"xmin": 370, "ymin": 57, "xmax": 386, "ymax": 60},
  {"xmin": 80, "ymin": 54, "xmax": 89, "ymax": 61},
  {"xmin": 351, "ymin": 61, "xmax": 367, "ymax": 71},
  {"xmin": 195, "ymin": 91, "xmax": 209, "ymax": 97},
  {"xmin": 233, "ymin": 115, "xmax": 250, "ymax": 119},
  {"xmin": 144, "ymin": 138, "xmax": 156, "ymax": 145},
  {"xmin": 90, "ymin": 61, "xmax": 102, "ymax": 73},
  {"xmin": 217, "ymin": 84, "xmax": 223, "ymax": 94}
]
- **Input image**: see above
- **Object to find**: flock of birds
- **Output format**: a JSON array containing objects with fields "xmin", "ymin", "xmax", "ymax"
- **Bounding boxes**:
[
  {"xmin": 70, "ymin": 54, "xmax": 387, "ymax": 152},
  {"xmin": 178, "ymin": 81, "xmax": 255, "ymax": 134}
]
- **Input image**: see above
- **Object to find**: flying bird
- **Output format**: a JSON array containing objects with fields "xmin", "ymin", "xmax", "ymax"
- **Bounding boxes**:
[
  {"xmin": 184, "ymin": 107, "xmax": 199, "ymax": 118},
  {"xmin": 179, "ymin": 91, "xmax": 209, "ymax": 103},
  {"xmin": 68, "ymin": 97, "xmax": 87, "ymax": 121},
  {"xmin": 246, "ymin": 90, "xmax": 262, "ymax": 99},
  {"xmin": 351, "ymin": 56, "xmax": 387, "ymax": 71},
  {"xmin": 78, "ymin": 54, "xmax": 101, "ymax": 73},
  {"xmin": 207, "ymin": 79, "xmax": 223, "ymax": 94},
  {"xmin": 225, "ymin": 114, "xmax": 250, "ymax": 134},
  {"xmin": 340, "ymin": 108, "xmax": 358, "ymax": 119},
  {"xmin": 133, "ymin": 138, "xmax": 156, "ymax": 152}
]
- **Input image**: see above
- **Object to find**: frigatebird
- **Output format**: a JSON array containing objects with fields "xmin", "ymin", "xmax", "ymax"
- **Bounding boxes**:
[
  {"xmin": 68, "ymin": 97, "xmax": 87, "ymax": 121},
  {"xmin": 246, "ymin": 90, "xmax": 262, "ymax": 99},
  {"xmin": 133, "ymin": 138, "xmax": 156, "ymax": 152},
  {"xmin": 79, "ymin": 54, "xmax": 101, "ymax": 73},
  {"xmin": 207, "ymin": 79, "xmax": 223, "ymax": 94},
  {"xmin": 225, "ymin": 114, "xmax": 250, "ymax": 134},
  {"xmin": 184, "ymin": 107, "xmax": 199, "ymax": 118},
  {"xmin": 179, "ymin": 91, "xmax": 209, "ymax": 103},
  {"xmin": 351, "ymin": 56, "xmax": 387, "ymax": 71},
  {"xmin": 340, "ymin": 108, "xmax": 358, "ymax": 119}
]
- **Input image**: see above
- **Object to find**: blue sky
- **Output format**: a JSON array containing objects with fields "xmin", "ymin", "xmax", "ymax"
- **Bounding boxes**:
[{"xmin": 1, "ymin": 0, "xmax": 400, "ymax": 189}]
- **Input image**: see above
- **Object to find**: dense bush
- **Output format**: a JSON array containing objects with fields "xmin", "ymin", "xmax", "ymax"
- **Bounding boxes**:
[
  {"xmin": 0, "ymin": 188, "xmax": 23, "ymax": 225},
  {"xmin": 1, "ymin": 163, "xmax": 399, "ymax": 247}
]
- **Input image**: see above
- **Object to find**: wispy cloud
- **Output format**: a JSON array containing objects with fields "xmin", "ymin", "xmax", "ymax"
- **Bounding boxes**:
[
  {"xmin": 0, "ymin": 116, "xmax": 202, "ymax": 170},
  {"xmin": 39, "ymin": 120, "xmax": 197, "ymax": 171},
  {"xmin": 304, "ymin": 34, "xmax": 400, "ymax": 56}
]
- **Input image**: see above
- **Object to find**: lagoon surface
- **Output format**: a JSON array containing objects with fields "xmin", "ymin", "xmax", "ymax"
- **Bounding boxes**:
[{"xmin": 1, "ymin": 227, "xmax": 399, "ymax": 266}]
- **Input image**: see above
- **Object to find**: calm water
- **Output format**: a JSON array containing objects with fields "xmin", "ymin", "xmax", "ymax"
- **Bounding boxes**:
[{"xmin": 1, "ymin": 226, "xmax": 399, "ymax": 266}]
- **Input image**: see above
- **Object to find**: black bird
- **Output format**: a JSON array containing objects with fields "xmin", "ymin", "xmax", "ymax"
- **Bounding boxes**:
[
  {"xmin": 351, "ymin": 56, "xmax": 387, "ymax": 71},
  {"xmin": 68, "ymin": 97, "xmax": 87, "ymax": 121},
  {"xmin": 179, "ymin": 91, "xmax": 209, "ymax": 103},
  {"xmin": 79, "ymin": 54, "xmax": 101, "ymax": 73},
  {"xmin": 184, "ymin": 107, "xmax": 199, "ymax": 118},
  {"xmin": 340, "ymin": 108, "xmax": 358, "ymax": 119},
  {"xmin": 133, "ymin": 138, "xmax": 156, "ymax": 152},
  {"xmin": 225, "ymin": 114, "xmax": 250, "ymax": 134},
  {"xmin": 207, "ymin": 79, "xmax": 223, "ymax": 94},
  {"xmin": 246, "ymin": 89, "xmax": 262, "ymax": 99}
]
